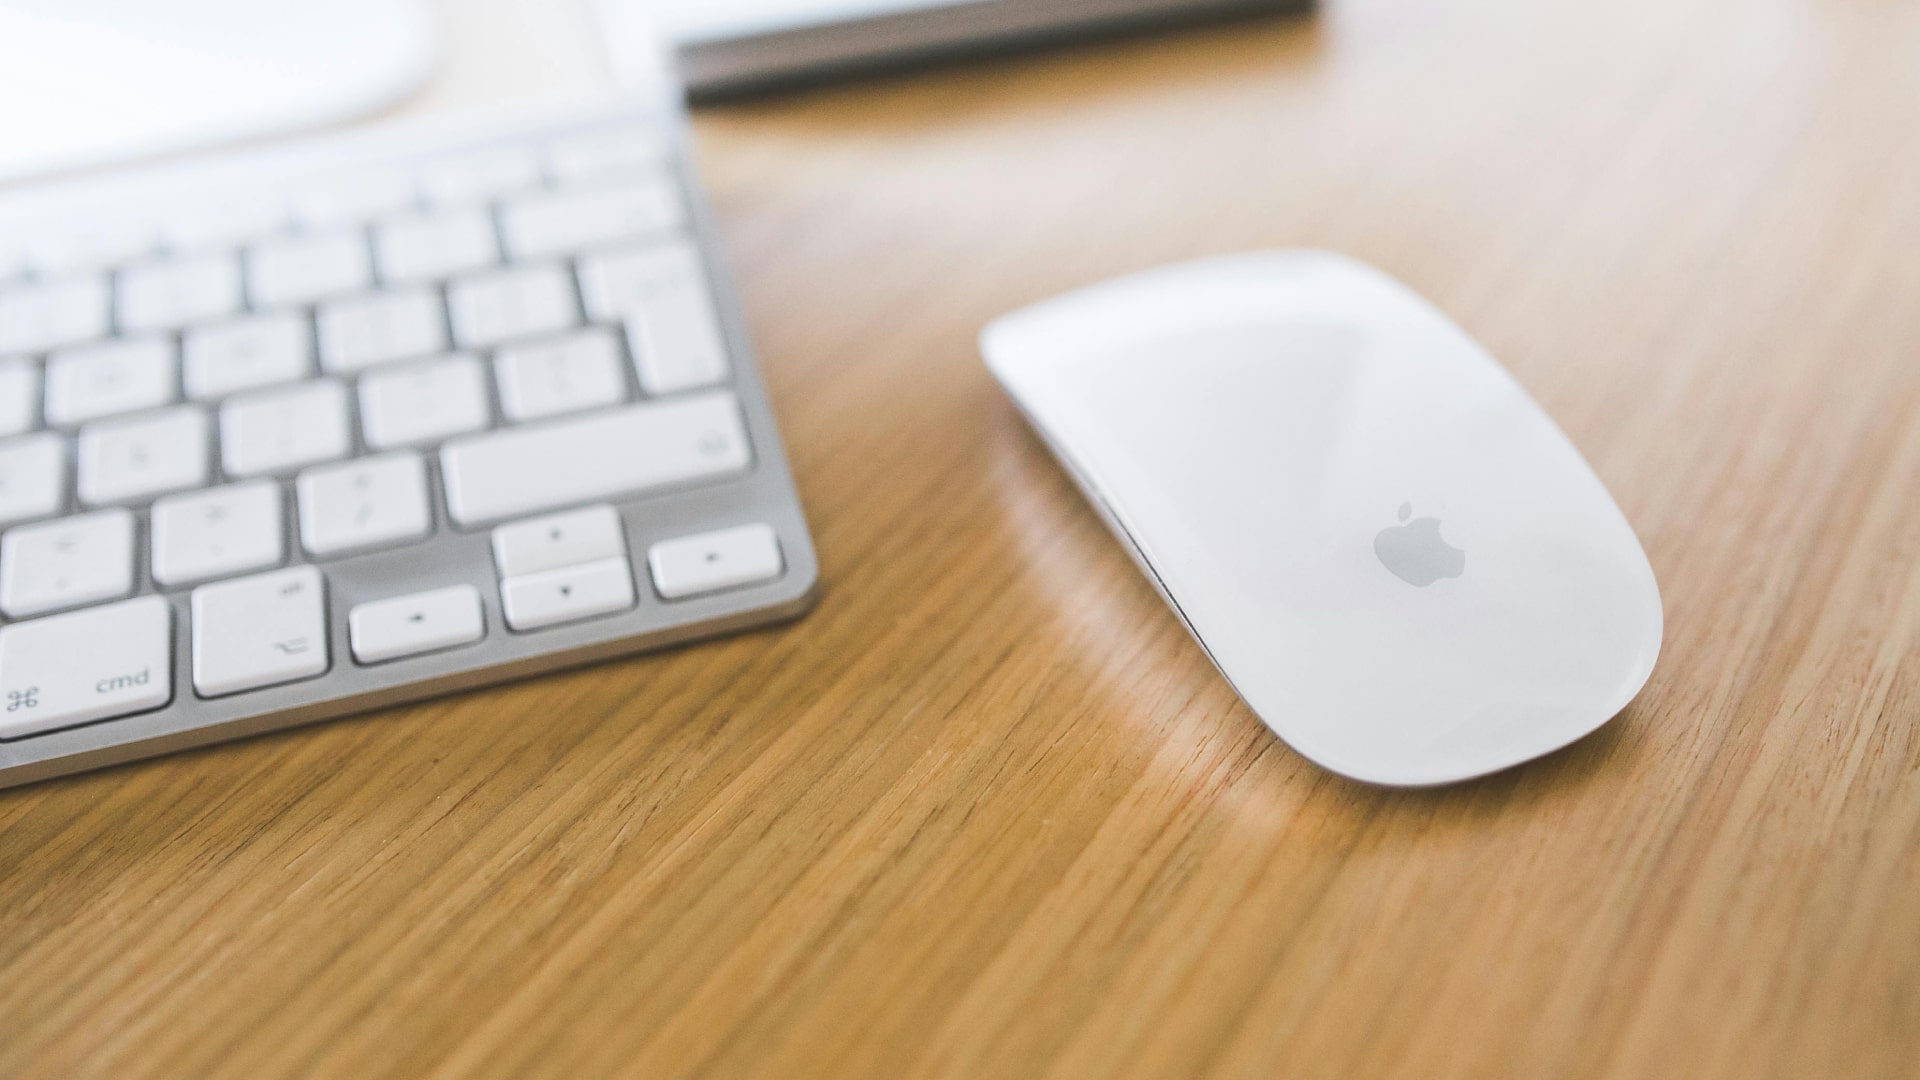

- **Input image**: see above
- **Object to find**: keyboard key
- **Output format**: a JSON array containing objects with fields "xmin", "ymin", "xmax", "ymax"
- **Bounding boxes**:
[
  {"xmin": 221, "ymin": 380, "xmax": 352, "ymax": 477},
  {"xmin": 447, "ymin": 264, "xmax": 578, "ymax": 348},
  {"xmin": 22, "ymin": 221, "xmax": 158, "ymax": 276},
  {"xmin": 248, "ymin": 230, "xmax": 373, "ymax": 307},
  {"xmin": 0, "ymin": 433, "xmax": 66, "ymax": 526},
  {"xmin": 493, "ymin": 329, "xmax": 627, "ymax": 422},
  {"xmin": 500, "ymin": 557, "xmax": 635, "ymax": 631},
  {"xmin": 358, "ymin": 353, "xmax": 491, "ymax": 449},
  {"xmin": 163, "ymin": 198, "xmax": 290, "ymax": 252},
  {"xmin": 349, "ymin": 585, "xmax": 484, "ymax": 664},
  {"xmin": 419, "ymin": 147, "xmax": 543, "ymax": 205},
  {"xmin": 546, "ymin": 126, "xmax": 671, "ymax": 183},
  {"xmin": 491, "ymin": 504, "xmax": 625, "ymax": 578},
  {"xmin": 440, "ymin": 391, "xmax": 752, "ymax": 527},
  {"xmin": 296, "ymin": 452, "xmax": 431, "ymax": 557},
  {"xmin": 579, "ymin": 240, "xmax": 705, "ymax": 319},
  {"xmin": 44, "ymin": 338, "xmax": 178, "ymax": 426},
  {"xmin": 0, "ymin": 596, "xmax": 172, "ymax": 739},
  {"xmin": 151, "ymin": 480, "xmax": 284, "ymax": 587},
  {"xmin": 648, "ymin": 523, "xmax": 783, "ymax": 600},
  {"xmin": 580, "ymin": 243, "xmax": 731, "ymax": 395},
  {"xmin": 293, "ymin": 170, "xmax": 417, "ymax": 226},
  {"xmin": 117, "ymin": 253, "xmax": 243, "ymax": 332},
  {"xmin": 0, "ymin": 508, "xmax": 136, "ymax": 618},
  {"xmin": 0, "ymin": 358, "xmax": 39, "ymax": 436},
  {"xmin": 183, "ymin": 315, "xmax": 313, "ymax": 400},
  {"xmin": 375, "ymin": 209, "xmax": 501, "ymax": 284},
  {"xmin": 499, "ymin": 179, "xmax": 683, "ymax": 261},
  {"xmin": 316, "ymin": 288, "xmax": 449, "ymax": 373},
  {"xmin": 76, "ymin": 406, "xmax": 210, "ymax": 506},
  {"xmin": 0, "ymin": 275, "xmax": 109, "ymax": 354},
  {"xmin": 190, "ymin": 565, "xmax": 328, "ymax": 697}
]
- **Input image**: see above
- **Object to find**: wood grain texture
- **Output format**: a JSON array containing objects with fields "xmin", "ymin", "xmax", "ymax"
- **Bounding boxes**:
[{"xmin": 5, "ymin": 0, "xmax": 1920, "ymax": 1076}]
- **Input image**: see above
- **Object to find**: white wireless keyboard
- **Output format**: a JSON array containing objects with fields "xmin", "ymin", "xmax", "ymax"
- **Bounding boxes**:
[{"xmin": 0, "ymin": 104, "xmax": 818, "ymax": 788}]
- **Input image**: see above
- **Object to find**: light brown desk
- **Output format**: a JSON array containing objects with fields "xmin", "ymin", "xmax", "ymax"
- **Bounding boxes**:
[{"xmin": 4, "ymin": 0, "xmax": 1919, "ymax": 1076}]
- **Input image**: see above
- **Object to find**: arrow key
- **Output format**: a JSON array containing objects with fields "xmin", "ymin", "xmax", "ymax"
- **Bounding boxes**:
[
  {"xmin": 490, "ymin": 504, "xmax": 625, "ymax": 578},
  {"xmin": 499, "ymin": 557, "xmax": 634, "ymax": 632},
  {"xmin": 648, "ymin": 523, "xmax": 783, "ymax": 600},
  {"xmin": 349, "ymin": 585, "xmax": 485, "ymax": 664}
]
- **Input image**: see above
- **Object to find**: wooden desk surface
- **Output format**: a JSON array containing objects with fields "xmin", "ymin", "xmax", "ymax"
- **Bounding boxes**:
[{"xmin": 5, "ymin": 1, "xmax": 1919, "ymax": 1076}]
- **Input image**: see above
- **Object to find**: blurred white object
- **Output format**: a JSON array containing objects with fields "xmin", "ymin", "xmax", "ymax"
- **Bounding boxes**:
[
  {"xmin": 630, "ymin": 0, "xmax": 1309, "ymax": 98},
  {"xmin": 0, "ymin": 0, "xmax": 437, "ymax": 182}
]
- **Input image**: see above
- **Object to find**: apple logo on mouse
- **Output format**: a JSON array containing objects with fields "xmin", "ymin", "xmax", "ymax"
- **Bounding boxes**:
[{"xmin": 1374, "ymin": 501, "xmax": 1466, "ymax": 587}]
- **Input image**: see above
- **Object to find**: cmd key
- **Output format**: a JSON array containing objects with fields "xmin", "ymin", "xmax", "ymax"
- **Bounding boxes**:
[{"xmin": 0, "ymin": 596, "xmax": 173, "ymax": 739}]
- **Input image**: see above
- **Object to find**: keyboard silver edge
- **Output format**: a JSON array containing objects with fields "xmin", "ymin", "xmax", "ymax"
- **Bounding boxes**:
[
  {"xmin": 0, "ymin": 101, "xmax": 821, "ymax": 789},
  {"xmin": 0, "ymin": 574, "xmax": 817, "ymax": 791}
]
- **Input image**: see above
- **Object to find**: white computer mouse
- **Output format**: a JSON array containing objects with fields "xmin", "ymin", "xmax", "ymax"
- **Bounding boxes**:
[{"xmin": 981, "ymin": 250, "xmax": 1663, "ymax": 787}]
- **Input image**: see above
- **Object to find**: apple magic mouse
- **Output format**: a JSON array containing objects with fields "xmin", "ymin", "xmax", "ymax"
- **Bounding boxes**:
[{"xmin": 980, "ymin": 251, "xmax": 1662, "ymax": 786}]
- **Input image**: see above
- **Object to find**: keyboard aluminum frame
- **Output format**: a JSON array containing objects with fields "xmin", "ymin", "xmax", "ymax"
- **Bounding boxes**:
[{"xmin": 0, "ymin": 104, "xmax": 819, "ymax": 789}]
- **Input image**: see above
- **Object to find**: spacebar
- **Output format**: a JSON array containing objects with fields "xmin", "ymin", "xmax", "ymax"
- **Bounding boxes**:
[{"xmin": 440, "ymin": 391, "xmax": 753, "ymax": 526}]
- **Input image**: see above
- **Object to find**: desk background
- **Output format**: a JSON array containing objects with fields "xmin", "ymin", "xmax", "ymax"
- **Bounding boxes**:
[{"xmin": 4, "ymin": 0, "xmax": 1919, "ymax": 1076}]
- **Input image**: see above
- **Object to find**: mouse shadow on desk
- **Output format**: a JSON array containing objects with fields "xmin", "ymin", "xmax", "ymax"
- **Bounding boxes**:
[{"xmin": 1273, "ymin": 703, "xmax": 1648, "ymax": 847}]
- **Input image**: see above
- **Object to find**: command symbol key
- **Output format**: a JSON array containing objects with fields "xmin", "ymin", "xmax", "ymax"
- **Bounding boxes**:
[{"xmin": 0, "ymin": 596, "xmax": 173, "ymax": 739}]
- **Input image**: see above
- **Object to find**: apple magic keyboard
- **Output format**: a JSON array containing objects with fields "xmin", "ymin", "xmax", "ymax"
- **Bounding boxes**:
[{"xmin": 0, "ymin": 103, "xmax": 818, "ymax": 788}]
